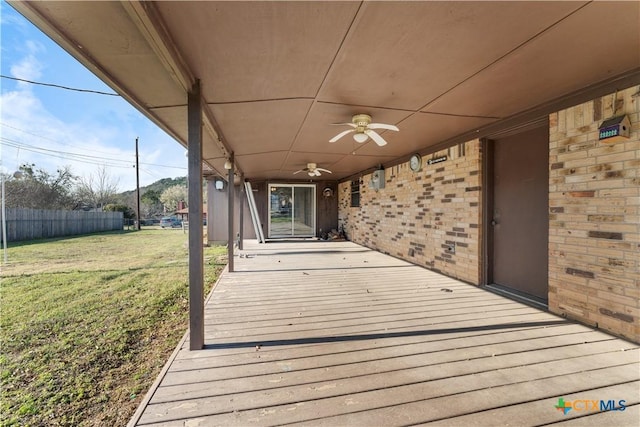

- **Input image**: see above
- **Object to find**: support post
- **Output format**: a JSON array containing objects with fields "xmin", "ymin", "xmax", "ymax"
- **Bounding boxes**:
[
  {"xmin": 227, "ymin": 153, "xmax": 235, "ymax": 272},
  {"xmin": 135, "ymin": 137, "xmax": 141, "ymax": 230},
  {"xmin": 1, "ymin": 172, "xmax": 7, "ymax": 264},
  {"xmin": 187, "ymin": 80, "xmax": 204, "ymax": 350},
  {"xmin": 238, "ymin": 179, "xmax": 244, "ymax": 251}
]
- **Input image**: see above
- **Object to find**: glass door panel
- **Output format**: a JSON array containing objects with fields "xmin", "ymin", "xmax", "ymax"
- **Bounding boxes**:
[
  {"xmin": 293, "ymin": 186, "xmax": 314, "ymax": 236},
  {"xmin": 269, "ymin": 186, "xmax": 293, "ymax": 237},
  {"xmin": 268, "ymin": 184, "xmax": 315, "ymax": 238}
]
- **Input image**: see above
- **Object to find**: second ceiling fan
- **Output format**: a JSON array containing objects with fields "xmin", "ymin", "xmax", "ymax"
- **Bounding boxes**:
[
  {"xmin": 329, "ymin": 114, "xmax": 399, "ymax": 146},
  {"xmin": 293, "ymin": 162, "xmax": 332, "ymax": 177}
]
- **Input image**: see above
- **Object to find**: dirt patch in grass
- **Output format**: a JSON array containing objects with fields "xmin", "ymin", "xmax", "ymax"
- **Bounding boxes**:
[{"xmin": 0, "ymin": 230, "xmax": 226, "ymax": 426}]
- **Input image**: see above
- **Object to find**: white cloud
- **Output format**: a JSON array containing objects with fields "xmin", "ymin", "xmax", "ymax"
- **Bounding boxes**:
[
  {"xmin": 0, "ymin": 79, "xmax": 184, "ymax": 192},
  {"xmin": 0, "ymin": 4, "xmax": 28, "ymax": 29},
  {"xmin": 1, "ymin": 87, "xmax": 132, "ymax": 187},
  {"xmin": 1, "ymin": 36, "xmax": 187, "ymax": 193},
  {"xmin": 10, "ymin": 41, "xmax": 44, "ymax": 82}
]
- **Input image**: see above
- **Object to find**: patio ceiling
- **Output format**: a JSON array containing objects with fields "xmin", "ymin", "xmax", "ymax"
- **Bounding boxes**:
[{"xmin": 10, "ymin": 1, "xmax": 640, "ymax": 181}]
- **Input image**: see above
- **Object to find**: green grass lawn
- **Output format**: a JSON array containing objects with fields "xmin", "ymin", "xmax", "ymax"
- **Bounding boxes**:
[{"xmin": 0, "ymin": 230, "xmax": 226, "ymax": 426}]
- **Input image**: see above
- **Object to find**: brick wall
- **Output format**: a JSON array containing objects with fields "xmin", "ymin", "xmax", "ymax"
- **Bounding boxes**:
[
  {"xmin": 338, "ymin": 139, "xmax": 482, "ymax": 284},
  {"xmin": 549, "ymin": 86, "xmax": 639, "ymax": 343},
  {"xmin": 336, "ymin": 87, "xmax": 639, "ymax": 343}
]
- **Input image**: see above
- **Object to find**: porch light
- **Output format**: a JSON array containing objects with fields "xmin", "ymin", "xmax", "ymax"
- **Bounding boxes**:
[
  {"xmin": 224, "ymin": 159, "xmax": 233, "ymax": 170},
  {"xmin": 215, "ymin": 179, "xmax": 225, "ymax": 191}
]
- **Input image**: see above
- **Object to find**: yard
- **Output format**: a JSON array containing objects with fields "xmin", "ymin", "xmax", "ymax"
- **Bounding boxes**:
[{"xmin": 0, "ymin": 230, "xmax": 226, "ymax": 426}]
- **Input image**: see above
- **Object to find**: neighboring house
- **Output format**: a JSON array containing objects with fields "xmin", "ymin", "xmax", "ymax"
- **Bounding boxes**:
[{"xmin": 175, "ymin": 204, "xmax": 207, "ymax": 224}]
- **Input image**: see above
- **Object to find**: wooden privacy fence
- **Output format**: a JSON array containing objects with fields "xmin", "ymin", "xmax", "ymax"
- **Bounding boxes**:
[{"xmin": 0, "ymin": 208, "xmax": 124, "ymax": 242}]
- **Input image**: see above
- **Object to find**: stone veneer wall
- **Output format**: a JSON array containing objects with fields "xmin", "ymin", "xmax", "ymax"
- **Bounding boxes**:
[
  {"xmin": 548, "ymin": 86, "xmax": 639, "ymax": 343},
  {"xmin": 338, "ymin": 139, "xmax": 482, "ymax": 284}
]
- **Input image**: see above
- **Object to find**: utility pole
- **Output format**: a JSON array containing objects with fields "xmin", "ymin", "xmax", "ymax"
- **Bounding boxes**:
[
  {"xmin": 135, "ymin": 137, "xmax": 141, "ymax": 230},
  {"xmin": 1, "ymin": 168, "xmax": 6, "ymax": 264}
]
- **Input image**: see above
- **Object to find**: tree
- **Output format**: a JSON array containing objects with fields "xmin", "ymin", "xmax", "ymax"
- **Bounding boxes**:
[
  {"xmin": 159, "ymin": 185, "xmax": 188, "ymax": 213},
  {"xmin": 4, "ymin": 163, "xmax": 77, "ymax": 209},
  {"xmin": 74, "ymin": 166, "xmax": 120, "ymax": 210},
  {"xmin": 141, "ymin": 189, "xmax": 161, "ymax": 205},
  {"xmin": 140, "ymin": 189, "xmax": 163, "ymax": 217},
  {"xmin": 103, "ymin": 203, "xmax": 135, "ymax": 219}
]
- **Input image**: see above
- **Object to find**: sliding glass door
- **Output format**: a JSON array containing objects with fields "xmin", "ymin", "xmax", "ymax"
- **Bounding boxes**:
[{"xmin": 268, "ymin": 184, "xmax": 315, "ymax": 238}]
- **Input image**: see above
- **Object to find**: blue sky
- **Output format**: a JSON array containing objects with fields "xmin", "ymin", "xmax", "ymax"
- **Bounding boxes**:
[{"xmin": 0, "ymin": 1, "xmax": 188, "ymax": 192}]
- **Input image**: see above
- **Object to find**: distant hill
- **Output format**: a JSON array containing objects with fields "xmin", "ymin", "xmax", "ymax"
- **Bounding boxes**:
[{"xmin": 118, "ymin": 176, "xmax": 186, "ymax": 199}]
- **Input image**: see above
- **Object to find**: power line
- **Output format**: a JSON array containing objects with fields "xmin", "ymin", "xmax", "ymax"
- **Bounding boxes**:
[
  {"xmin": 1, "ymin": 137, "xmax": 187, "ymax": 171},
  {"xmin": 1, "ymin": 138, "xmax": 133, "ymax": 169},
  {"xmin": 0, "ymin": 137, "xmax": 131, "ymax": 164},
  {"xmin": 1, "ymin": 74, "xmax": 120, "ymax": 96},
  {"xmin": 0, "ymin": 122, "xmax": 187, "ymax": 170},
  {"xmin": 0, "ymin": 121, "xmax": 125, "ymax": 157},
  {"xmin": 140, "ymin": 162, "xmax": 186, "ymax": 171},
  {"xmin": 140, "ymin": 167, "xmax": 163, "ymax": 179},
  {"xmin": 1, "ymin": 137, "xmax": 133, "ymax": 165}
]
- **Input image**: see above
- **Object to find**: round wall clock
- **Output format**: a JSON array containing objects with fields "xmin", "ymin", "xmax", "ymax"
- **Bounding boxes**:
[{"xmin": 409, "ymin": 154, "xmax": 422, "ymax": 172}]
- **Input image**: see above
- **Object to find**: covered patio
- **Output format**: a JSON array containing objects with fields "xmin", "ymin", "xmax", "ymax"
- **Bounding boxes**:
[
  {"xmin": 129, "ymin": 240, "xmax": 639, "ymax": 426},
  {"xmin": 8, "ymin": 3, "xmax": 638, "ymax": 423},
  {"xmin": 9, "ymin": 0, "xmax": 639, "ymax": 350}
]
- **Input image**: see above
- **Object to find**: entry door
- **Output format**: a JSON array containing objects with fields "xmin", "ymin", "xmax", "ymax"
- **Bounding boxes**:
[
  {"xmin": 268, "ymin": 184, "xmax": 315, "ymax": 238},
  {"xmin": 491, "ymin": 125, "xmax": 549, "ymax": 302}
]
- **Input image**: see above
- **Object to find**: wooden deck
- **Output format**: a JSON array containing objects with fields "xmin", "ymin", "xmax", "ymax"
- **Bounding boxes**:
[{"xmin": 130, "ymin": 240, "xmax": 639, "ymax": 426}]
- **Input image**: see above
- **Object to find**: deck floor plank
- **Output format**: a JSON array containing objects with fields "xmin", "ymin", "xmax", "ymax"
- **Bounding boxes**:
[
  {"xmin": 424, "ymin": 382, "xmax": 639, "ymax": 426},
  {"xmin": 131, "ymin": 240, "xmax": 640, "ymax": 427}
]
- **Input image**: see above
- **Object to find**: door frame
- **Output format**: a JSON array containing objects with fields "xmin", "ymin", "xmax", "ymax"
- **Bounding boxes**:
[
  {"xmin": 481, "ymin": 138, "xmax": 494, "ymax": 287},
  {"xmin": 267, "ymin": 183, "xmax": 316, "ymax": 238},
  {"xmin": 481, "ymin": 120, "xmax": 550, "ymax": 308}
]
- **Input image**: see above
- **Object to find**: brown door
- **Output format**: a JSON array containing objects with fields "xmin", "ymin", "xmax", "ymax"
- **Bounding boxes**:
[{"xmin": 490, "ymin": 125, "xmax": 549, "ymax": 302}]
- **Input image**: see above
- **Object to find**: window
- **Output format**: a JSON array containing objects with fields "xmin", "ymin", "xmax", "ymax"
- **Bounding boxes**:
[{"xmin": 350, "ymin": 180, "xmax": 360, "ymax": 207}]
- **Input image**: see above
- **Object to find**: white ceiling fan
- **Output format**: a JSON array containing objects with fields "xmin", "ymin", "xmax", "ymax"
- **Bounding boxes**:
[
  {"xmin": 329, "ymin": 114, "xmax": 399, "ymax": 146},
  {"xmin": 293, "ymin": 162, "xmax": 332, "ymax": 177}
]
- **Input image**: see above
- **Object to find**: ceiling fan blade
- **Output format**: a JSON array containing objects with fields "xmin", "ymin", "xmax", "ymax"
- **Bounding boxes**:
[
  {"xmin": 329, "ymin": 129, "xmax": 355, "ymax": 143},
  {"xmin": 314, "ymin": 170, "xmax": 321, "ymax": 176},
  {"xmin": 293, "ymin": 168, "xmax": 307, "ymax": 175},
  {"xmin": 308, "ymin": 171, "xmax": 316, "ymax": 177},
  {"xmin": 331, "ymin": 122, "xmax": 357, "ymax": 128},
  {"xmin": 365, "ymin": 129, "xmax": 388, "ymax": 146},
  {"xmin": 368, "ymin": 123, "xmax": 399, "ymax": 131},
  {"xmin": 316, "ymin": 168, "xmax": 332, "ymax": 174}
]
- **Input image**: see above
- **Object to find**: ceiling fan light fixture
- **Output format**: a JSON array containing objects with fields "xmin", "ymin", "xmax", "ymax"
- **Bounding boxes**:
[
  {"xmin": 330, "ymin": 114, "xmax": 397, "ymax": 146},
  {"xmin": 353, "ymin": 133, "xmax": 368, "ymax": 143},
  {"xmin": 294, "ymin": 162, "xmax": 332, "ymax": 176}
]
